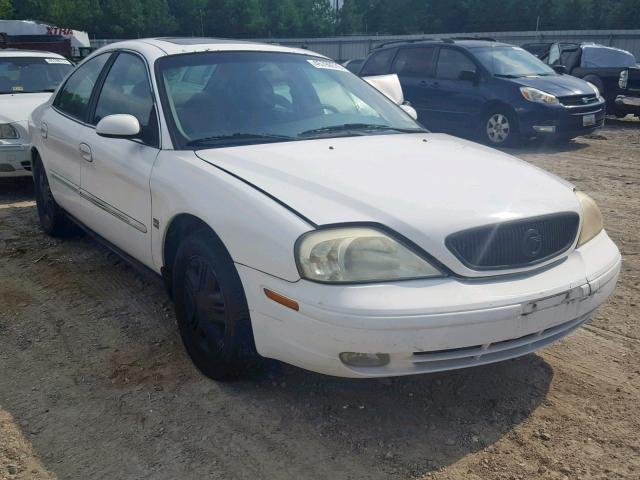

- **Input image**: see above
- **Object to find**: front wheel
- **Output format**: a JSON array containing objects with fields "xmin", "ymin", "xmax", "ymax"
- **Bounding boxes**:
[
  {"xmin": 482, "ymin": 110, "xmax": 518, "ymax": 147},
  {"xmin": 173, "ymin": 229, "xmax": 258, "ymax": 380},
  {"xmin": 33, "ymin": 154, "xmax": 74, "ymax": 237}
]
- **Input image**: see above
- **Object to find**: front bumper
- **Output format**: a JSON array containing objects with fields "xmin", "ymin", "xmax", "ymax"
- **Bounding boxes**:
[
  {"xmin": 517, "ymin": 101, "xmax": 605, "ymax": 139},
  {"xmin": 614, "ymin": 94, "xmax": 640, "ymax": 113},
  {"xmin": 238, "ymin": 230, "xmax": 620, "ymax": 378},
  {"xmin": 0, "ymin": 144, "xmax": 32, "ymax": 178}
]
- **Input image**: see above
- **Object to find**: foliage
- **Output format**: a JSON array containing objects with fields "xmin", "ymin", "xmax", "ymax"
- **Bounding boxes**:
[{"xmin": 2, "ymin": 0, "xmax": 639, "ymax": 39}]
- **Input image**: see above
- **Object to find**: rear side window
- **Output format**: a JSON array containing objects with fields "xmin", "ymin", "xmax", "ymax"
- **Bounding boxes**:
[
  {"xmin": 435, "ymin": 48, "xmax": 477, "ymax": 80},
  {"xmin": 360, "ymin": 48, "xmax": 396, "ymax": 76},
  {"xmin": 53, "ymin": 54, "xmax": 110, "ymax": 121},
  {"xmin": 392, "ymin": 47, "xmax": 436, "ymax": 77}
]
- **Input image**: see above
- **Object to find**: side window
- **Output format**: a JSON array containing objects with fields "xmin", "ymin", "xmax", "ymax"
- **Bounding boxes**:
[
  {"xmin": 435, "ymin": 48, "xmax": 477, "ymax": 80},
  {"xmin": 53, "ymin": 54, "xmax": 110, "ymax": 121},
  {"xmin": 548, "ymin": 44, "xmax": 561, "ymax": 65},
  {"xmin": 392, "ymin": 47, "xmax": 436, "ymax": 77},
  {"xmin": 93, "ymin": 52, "xmax": 158, "ymax": 147},
  {"xmin": 360, "ymin": 48, "xmax": 396, "ymax": 76}
]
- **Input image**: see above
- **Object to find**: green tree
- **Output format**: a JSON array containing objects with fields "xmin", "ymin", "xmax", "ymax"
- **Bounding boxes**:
[{"xmin": 0, "ymin": 0, "xmax": 13, "ymax": 18}]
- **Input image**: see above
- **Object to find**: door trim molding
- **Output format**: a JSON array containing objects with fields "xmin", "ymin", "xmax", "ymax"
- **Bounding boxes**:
[{"xmin": 79, "ymin": 189, "xmax": 148, "ymax": 234}]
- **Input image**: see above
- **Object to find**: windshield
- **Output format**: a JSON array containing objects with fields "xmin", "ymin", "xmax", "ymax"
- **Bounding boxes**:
[
  {"xmin": 474, "ymin": 46, "xmax": 556, "ymax": 77},
  {"xmin": 580, "ymin": 46, "xmax": 636, "ymax": 68},
  {"xmin": 156, "ymin": 51, "xmax": 424, "ymax": 149},
  {"xmin": 0, "ymin": 57, "xmax": 73, "ymax": 94}
]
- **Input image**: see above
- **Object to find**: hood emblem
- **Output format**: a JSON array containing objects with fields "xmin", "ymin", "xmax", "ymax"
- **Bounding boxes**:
[{"xmin": 523, "ymin": 228, "xmax": 543, "ymax": 258}]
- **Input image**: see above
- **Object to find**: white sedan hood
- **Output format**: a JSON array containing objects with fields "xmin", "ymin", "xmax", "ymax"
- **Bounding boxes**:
[
  {"xmin": 196, "ymin": 133, "xmax": 581, "ymax": 276},
  {"xmin": 0, "ymin": 93, "xmax": 52, "ymax": 124}
]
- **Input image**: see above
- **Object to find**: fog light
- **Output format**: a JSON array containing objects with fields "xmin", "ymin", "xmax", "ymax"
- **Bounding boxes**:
[
  {"xmin": 339, "ymin": 352, "xmax": 390, "ymax": 367},
  {"xmin": 533, "ymin": 125, "xmax": 557, "ymax": 133}
]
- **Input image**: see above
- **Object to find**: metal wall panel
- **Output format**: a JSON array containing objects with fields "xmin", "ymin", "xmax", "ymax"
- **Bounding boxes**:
[{"xmin": 92, "ymin": 30, "xmax": 640, "ymax": 62}]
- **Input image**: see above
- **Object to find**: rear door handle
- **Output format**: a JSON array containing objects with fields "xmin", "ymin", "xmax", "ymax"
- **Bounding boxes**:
[
  {"xmin": 79, "ymin": 143, "xmax": 93, "ymax": 162},
  {"xmin": 431, "ymin": 81, "xmax": 441, "ymax": 88}
]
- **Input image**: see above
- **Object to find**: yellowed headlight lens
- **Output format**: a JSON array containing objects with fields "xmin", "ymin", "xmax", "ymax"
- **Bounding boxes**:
[{"xmin": 576, "ymin": 191, "xmax": 604, "ymax": 247}]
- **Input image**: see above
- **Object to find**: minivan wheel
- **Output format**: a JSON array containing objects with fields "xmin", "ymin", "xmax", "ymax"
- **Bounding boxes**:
[
  {"xmin": 483, "ymin": 110, "xmax": 517, "ymax": 147},
  {"xmin": 173, "ymin": 229, "xmax": 258, "ymax": 380},
  {"xmin": 33, "ymin": 155, "xmax": 74, "ymax": 237}
]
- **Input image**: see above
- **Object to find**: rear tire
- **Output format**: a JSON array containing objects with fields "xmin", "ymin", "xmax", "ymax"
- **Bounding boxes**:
[
  {"xmin": 481, "ymin": 109, "xmax": 519, "ymax": 147},
  {"xmin": 173, "ymin": 229, "xmax": 258, "ymax": 380},
  {"xmin": 33, "ymin": 154, "xmax": 75, "ymax": 237}
]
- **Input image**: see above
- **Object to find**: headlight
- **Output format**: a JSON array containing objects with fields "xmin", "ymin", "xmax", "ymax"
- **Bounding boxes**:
[
  {"xmin": 586, "ymin": 81, "xmax": 604, "ymax": 101},
  {"xmin": 576, "ymin": 191, "xmax": 604, "ymax": 247},
  {"xmin": 619, "ymin": 69, "xmax": 628, "ymax": 89},
  {"xmin": 520, "ymin": 86, "xmax": 559, "ymax": 105},
  {"xmin": 0, "ymin": 124, "xmax": 19, "ymax": 139},
  {"xmin": 296, "ymin": 227, "xmax": 443, "ymax": 283}
]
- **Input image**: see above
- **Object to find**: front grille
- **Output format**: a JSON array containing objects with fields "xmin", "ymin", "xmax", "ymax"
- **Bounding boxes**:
[
  {"xmin": 559, "ymin": 94, "xmax": 599, "ymax": 106},
  {"xmin": 0, "ymin": 164, "xmax": 16, "ymax": 172},
  {"xmin": 445, "ymin": 212, "xmax": 580, "ymax": 270}
]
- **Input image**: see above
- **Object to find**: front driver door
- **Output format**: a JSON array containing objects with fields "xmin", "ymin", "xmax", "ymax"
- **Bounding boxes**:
[
  {"xmin": 429, "ymin": 47, "xmax": 485, "ymax": 132},
  {"xmin": 79, "ymin": 51, "xmax": 160, "ymax": 268}
]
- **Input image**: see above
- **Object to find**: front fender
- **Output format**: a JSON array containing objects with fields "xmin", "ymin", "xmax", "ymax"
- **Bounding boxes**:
[{"xmin": 151, "ymin": 150, "xmax": 311, "ymax": 282}]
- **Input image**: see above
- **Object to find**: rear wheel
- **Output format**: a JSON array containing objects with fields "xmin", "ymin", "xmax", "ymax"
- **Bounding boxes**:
[
  {"xmin": 173, "ymin": 229, "xmax": 258, "ymax": 380},
  {"xmin": 33, "ymin": 154, "xmax": 74, "ymax": 237},
  {"xmin": 482, "ymin": 110, "xmax": 518, "ymax": 147}
]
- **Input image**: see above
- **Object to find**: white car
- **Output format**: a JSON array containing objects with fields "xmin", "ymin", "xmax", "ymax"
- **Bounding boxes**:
[
  {"xmin": 29, "ymin": 38, "xmax": 620, "ymax": 380},
  {"xmin": 0, "ymin": 49, "xmax": 72, "ymax": 178}
]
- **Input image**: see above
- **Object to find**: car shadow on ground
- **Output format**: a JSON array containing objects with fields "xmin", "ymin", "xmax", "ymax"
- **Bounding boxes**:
[
  {"xmin": 0, "ymin": 178, "xmax": 34, "ymax": 203},
  {"xmin": 222, "ymin": 354, "xmax": 553, "ymax": 475}
]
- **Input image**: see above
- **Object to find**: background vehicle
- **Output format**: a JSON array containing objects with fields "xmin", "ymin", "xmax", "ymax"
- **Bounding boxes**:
[
  {"xmin": 342, "ymin": 58, "xmax": 364, "ymax": 74},
  {"xmin": 524, "ymin": 42, "xmax": 640, "ymax": 118},
  {"xmin": 360, "ymin": 39, "xmax": 606, "ymax": 146},
  {"xmin": 0, "ymin": 19, "xmax": 91, "ymax": 61},
  {"xmin": 29, "ymin": 38, "xmax": 619, "ymax": 381},
  {"xmin": 0, "ymin": 49, "xmax": 73, "ymax": 178},
  {"xmin": 1, "ymin": 33, "xmax": 73, "ymax": 59}
]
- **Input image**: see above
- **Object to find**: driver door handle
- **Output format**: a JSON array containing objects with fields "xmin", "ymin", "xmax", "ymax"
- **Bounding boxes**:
[{"xmin": 79, "ymin": 143, "xmax": 93, "ymax": 162}]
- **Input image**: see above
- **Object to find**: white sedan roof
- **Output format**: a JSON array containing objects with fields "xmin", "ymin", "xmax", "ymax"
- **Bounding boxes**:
[
  {"xmin": 96, "ymin": 37, "xmax": 326, "ymax": 60},
  {"xmin": 0, "ymin": 49, "xmax": 67, "ymax": 59}
]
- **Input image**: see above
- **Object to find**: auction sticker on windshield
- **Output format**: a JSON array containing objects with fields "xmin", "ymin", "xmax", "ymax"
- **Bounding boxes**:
[
  {"xmin": 307, "ymin": 59, "xmax": 348, "ymax": 71},
  {"xmin": 45, "ymin": 58, "xmax": 72, "ymax": 64}
]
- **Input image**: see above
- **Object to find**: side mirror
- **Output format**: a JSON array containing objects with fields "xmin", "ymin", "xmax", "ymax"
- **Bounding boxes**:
[
  {"xmin": 363, "ymin": 74, "xmax": 405, "ymax": 105},
  {"xmin": 459, "ymin": 70, "xmax": 478, "ymax": 82},
  {"xmin": 400, "ymin": 103, "xmax": 418, "ymax": 120},
  {"xmin": 96, "ymin": 114, "xmax": 140, "ymax": 138},
  {"xmin": 552, "ymin": 65, "xmax": 567, "ymax": 74}
]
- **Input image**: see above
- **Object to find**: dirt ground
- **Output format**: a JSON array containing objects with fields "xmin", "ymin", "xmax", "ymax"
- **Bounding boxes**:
[{"xmin": 1, "ymin": 120, "xmax": 638, "ymax": 480}]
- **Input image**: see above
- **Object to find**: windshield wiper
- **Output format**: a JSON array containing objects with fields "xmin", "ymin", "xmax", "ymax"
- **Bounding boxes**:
[
  {"xmin": 299, "ymin": 123, "xmax": 425, "ymax": 138},
  {"xmin": 494, "ymin": 74, "xmax": 522, "ymax": 78},
  {"xmin": 186, "ymin": 132, "xmax": 294, "ymax": 148}
]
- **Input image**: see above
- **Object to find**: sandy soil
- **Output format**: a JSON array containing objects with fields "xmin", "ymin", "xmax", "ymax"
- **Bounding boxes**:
[{"xmin": 1, "ymin": 121, "xmax": 638, "ymax": 480}]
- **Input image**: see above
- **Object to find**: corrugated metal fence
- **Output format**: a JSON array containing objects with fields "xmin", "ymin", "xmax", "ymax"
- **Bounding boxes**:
[{"xmin": 92, "ymin": 29, "xmax": 640, "ymax": 62}]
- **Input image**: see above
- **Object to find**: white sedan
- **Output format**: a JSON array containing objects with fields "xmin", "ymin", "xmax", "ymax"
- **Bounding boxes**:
[
  {"xmin": 29, "ymin": 38, "xmax": 620, "ymax": 380},
  {"xmin": 0, "ymin": 49, "xmax": 72, "ymax": 178}
]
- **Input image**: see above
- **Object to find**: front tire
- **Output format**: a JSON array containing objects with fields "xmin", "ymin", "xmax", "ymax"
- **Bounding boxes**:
[
  {"xmin": 33, "ymin": 154, "xmax": 74, "ymax": 237},
  {"xmin": 482, "ymin": 110, "xmax": 518, "ymax": 147},
  {"xmin": 173, "ymin": 229, "xmax": 258, "ymax": 380}
]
